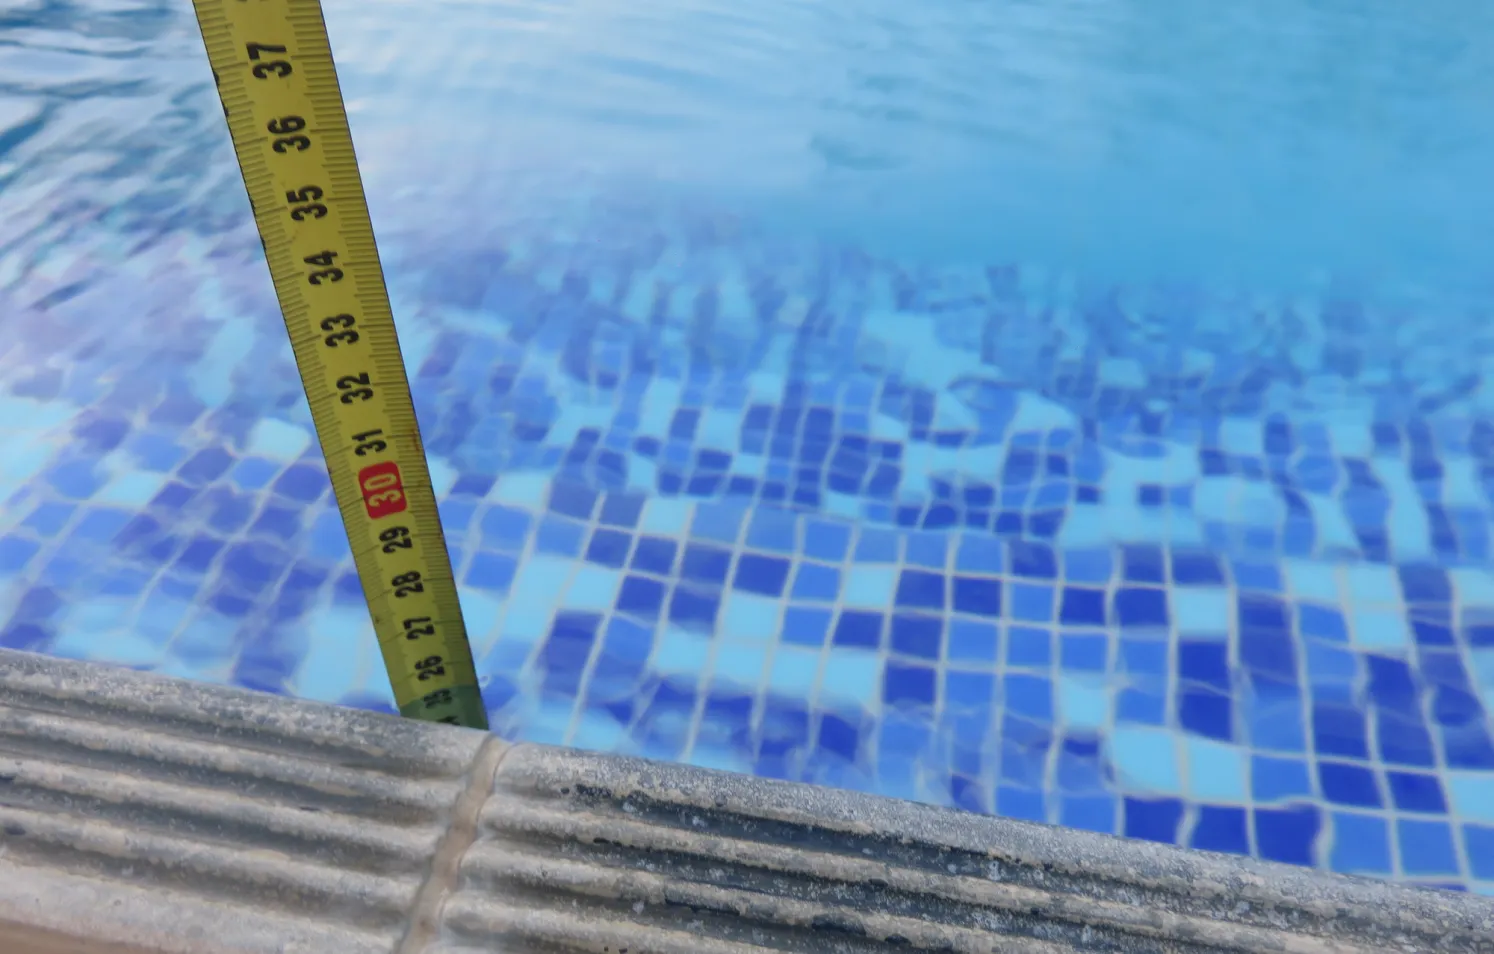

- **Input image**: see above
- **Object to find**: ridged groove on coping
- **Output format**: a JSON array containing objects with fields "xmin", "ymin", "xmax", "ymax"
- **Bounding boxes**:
[
  {"xmin": 434, "ymin": 745, "xmax": 1494, "ymax": 954},
  {"xmin": 0, "ymin": 649, "xmax": 493, "ymax": 953}
]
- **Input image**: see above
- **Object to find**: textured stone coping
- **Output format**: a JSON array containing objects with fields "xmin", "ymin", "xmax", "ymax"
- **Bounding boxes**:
[{"xmin": 0, "ymin": 649, "xmax": 1490, "ymax": 954}]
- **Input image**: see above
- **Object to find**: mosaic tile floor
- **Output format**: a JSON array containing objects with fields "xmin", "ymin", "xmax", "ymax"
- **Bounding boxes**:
[{"xmin": 5, "ymin": 0, "xmax": 1494, "ymax": 893}]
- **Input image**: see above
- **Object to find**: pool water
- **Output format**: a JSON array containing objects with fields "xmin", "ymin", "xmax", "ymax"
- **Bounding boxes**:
[{"xmin": 4, "ymin": 0, "xmax": 1494, "ymax": 889}]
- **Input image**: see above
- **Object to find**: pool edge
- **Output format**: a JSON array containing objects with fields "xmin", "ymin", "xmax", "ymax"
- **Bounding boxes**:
[{"xmin": 0, "ymin": 648, "xmax": 1487, "ymax": 954}]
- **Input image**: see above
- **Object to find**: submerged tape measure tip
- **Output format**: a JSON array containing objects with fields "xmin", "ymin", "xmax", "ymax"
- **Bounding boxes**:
[{"xmin": 191, "ymin": 0, "xmax": 487, "ymax": 730}]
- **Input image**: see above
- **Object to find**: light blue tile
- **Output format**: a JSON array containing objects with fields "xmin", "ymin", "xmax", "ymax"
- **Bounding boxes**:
[
  {"xmin": 1185, "ymin": 736, "xmax": 1248, "ymax": 802},
  {"xmin": 654, "ymin": 626, "xmax": 711, "ymax": 677},
  {"xmin": 96, "ymin": 470, "xmax": 169, "ymax": 508},
  {"xmin": 696, "ymin": 406, "xmax": 739, "ymax": 448},
  {"xmin": 1449, "ymin": 774, "xmax": 1494, "ymax": 824},
  {"xmin": 245, "ymin": 419, "xmax": 311, "ymax": 461},
  {"xmin": 289, "ymin": 604, "xmax": 368, "ymax": 703},
  {"xmin": 768, "ymin": 645, "xmax": 820, "ymax": 697},
  {"xmin": 842, "ymin": 565, "xmax": 896, "ymax": 608},
  {"xmin": 1351, "ymin": 609, "xmax": 1412, "ymax": 651},
  {"xmin": 640, "ymin": 497, "xmax": 693, "ymax": 536},
  {"xmin": 567, "ymin": 709, "xmax": 630, "ymax": 752},
  {"xmin": 1452, "ymin": 568, "xmax": 1494, "ymax": 613},
  {"xmin": 1110, "ymin": 727, "xmax": 1182, "ymax": 794},
  {"xmin": 491, "ymin": 471, "xmax": 551, "ymax": 509},
  {"xmin": 711, "ymin": 641, "xmax": 770, "ymax": 687},
  {"xmin": 1345, "ymin": 564, "xmax": 1401, "ymax": 608},
  {"xmin": 1057, "ymin": 506, "xmax": 1107, "ymax": 548},
  {"xmin": 1172, "ymin": 587, "xmax": 1231, "ymax": 635},
  {"xmin": 820, "ymin": 648, "xmax": 882, "ymax": 707},
  {"xmin": 461, "ymin": 590, "xmax": 505, "ymax": 656},
  {"xmin": 1284, "ymin": 559, "xmax": 1339, "ymax": 603},
  {"xmin": 565, "ymin": 564, "xmax": 623, "ymax": 612},
  {"xmin": 134, "ymin": 592, "xmax": 195, "ymax": 644},
  {"xmin": 721, "ymin": 591, "xmax": 782, "ymax": 641},
  {"xmin": 1058, "ymin": 675, "xmax": 1110, "ymax": 731},
  {"xmin": 427, "ymin": 455, "xmax": 458, "ymax": 498},
  {"xmin": 1217, "ymin": 417, "xmax": 1263, "ymax": 456}
]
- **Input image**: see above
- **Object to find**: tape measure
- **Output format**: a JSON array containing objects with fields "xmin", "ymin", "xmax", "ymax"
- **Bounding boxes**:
[{"xmin": 190, "ymin": 0, "xmax": 488, "ymax": 730}]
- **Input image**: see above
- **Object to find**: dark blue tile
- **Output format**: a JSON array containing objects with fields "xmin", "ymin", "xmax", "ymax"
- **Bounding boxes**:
[
  {"xmin": 1237, "ymin": 596, "xmax": 1297, "ymax": 680},
  {"xmin": 1123, "ymin": 797, "xmax": 1184, "ymax": 844},
  {"xmin": 1060, "ymin": 587, "xmax": 1107, "ymax": 626},
  {"xmin": 630, "ymin": 536, "xmax": 677, "ymax": 574},
  {"xmin": 1179, "ymin": 641, "xmax": 1231, "ymax": 692},
  {"xmin": 271, "ymin": 464, "xmax": 327, "ymax": 502},
  {"xmin": 1009, "ymin": 541, "xmax": 1058, "ymax": 579},
  {"xmin": 584, "ymin": 529, "xmax": 632, "ymax": 568},
  {"xmin": 1171, "ymin": 549, "xmax": 1226, "ymax": 586},
  {"xmin": 1298, "ymin": 604, "xmax": 1348, "ymax": 642},
  {"xmin": 996, "ymin": 786, "xmax": 1047, "ymax": 822},
  {"xmin": 1398, "ymin": 819, "xmax": 1460, "ymax": 876},
  {"xmin": 668, "ymin": 586, "xmax": 720, "ymax": 628},
  {"xmin": 1466, "ymin": 825, "xmax": 1494, "ymax": 880},
  {"xmin": 1004, "ymin": 674, "xmax": 1053, "ymax": 721},
  {"xmin": 833, "ymin": 610, "xmax": 883, "ymax": 649},
  {"xmin": 781, "ymin": 606, "xmax": 831, "ymax": 646},
  {"xmin": 0, "ymin": 536, "xmax": 40, "ymax": 573},
  {"xmin": 1386, "ymin": 770, "xmax": 1447, "ymax": 813},
  {"xmin": 1364, "ymin": 655, "xmax": 1418, "ymax": 711},
  {"xmin": 1254, "ymin": 804, "xmax": 1320, "ymax": 866},
  {"xmin": 895, "ymin": 569, "xmax": 946, "ymax": 610},
  {"xmin": 1116, "ymin": 686, "xmax": 1166, "ymax": 725},
  {"xmin": 890, "ymin": 614, "xmax": 942, "ymax": 660},
  {"xmin": 1179, "ymin": 690, "xmax": 1233, "ymax": 742},
  {"xmin": 220, "ymin": 543, "xmax": 278, "ymax": 594},
  {"xmin": 602, "ymin": 615, "xmax": 655, "ymax": 662},
  {"xmin": 541, "ymin": 612, "xmax": 602, "ymax": 692},
  {"xmin": 790, "ymin": 562, "xmax": 840, "ymax": 601},
  {"xmin": 945, "ymin": 671, "xmax": 995, "ymax": 710},
  {"xmin": 1376, "ymin": 710, "xmax": 1437, "ymax": 768},
  {"xmin": 682, "ymin": 544, "xmax": 732, "ymax": 585},
  {"xmin": 548, "ymin": 481, "xmax": 598, "ymax": 520},
  {"xmin": 1317, "ymin": 760, "xmax": 1380, "ymax": 808},
  {"xmin": 466, "ymin": 551, "xmax": 517, "ymax": 591},
  {"xmin": 1251, "ymin": 755, "xmax": 1311, "ymax": 802},
  {"xmin": 817, "ymin": 713, "xmax": 862, "ymax": 761},
  {"xmin": 1331, "ymin": 812, "xmax": 1391, "ymax": 874},
  {"xmin": 535, "ymin": 515, "xmax": 585, "ymax": 556},
  {"xmin": 1059, "ymin": 795, "xmax": 1116, "ymax": 834},
  {"xmin": 177, "ymin": 448, "xmax": 233, "ymax": 485},
  {"xmin": 1313, "ymin": 703, "xmax": 1370, "ymax": 759},
  {"xmin": 1059, "ymin": 633, "xmax": 1108, "ymax": 672},
  {"xmin": 1399, "ymin": 564, "xmax": 1451, "ymax": 604},
  {"xmin": 1122, "ymin": 545, "xmax": 1165, "ymax": 584},
  {"xmin": 1114, "ymin": 586, "xmax": 1168, "ymax": 628},
  {"xmin": 1191, "ymin": 806, "xmax": 1249, "ymax": 855},
  {"xmin": 617, "ymin": 575, "xmax": 666, "ymax": 616},
  {"xmin": 1119, "ymin": 638, "xmax": 1167, "ymax": 675},
  {"xmin": 735, "ymin": 553, "xmax": 791, "ymax": 596},
  {"xmin": 598, "ymin": 492, "xmax": 646, "ymax": 527},
  {"xmin": 884, "ymin": 663, "xmax": 937, "ymax": 707}
]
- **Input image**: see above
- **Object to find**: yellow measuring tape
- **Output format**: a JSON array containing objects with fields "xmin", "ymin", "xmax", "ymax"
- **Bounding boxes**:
[{"xmin": 190, "ymin": 0, "xmax": 487, "ymax": 730}]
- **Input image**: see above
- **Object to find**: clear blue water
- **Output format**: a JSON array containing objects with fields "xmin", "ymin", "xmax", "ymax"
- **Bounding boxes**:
[{"xmin": 4, "ymin": 0, "xmax": 1494, "ymax": 889}]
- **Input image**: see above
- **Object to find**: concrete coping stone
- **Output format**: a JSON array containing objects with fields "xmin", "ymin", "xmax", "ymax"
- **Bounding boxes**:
[{"xmin": 0, "ymin": 647, "xmax": 1488, "ymax": 953}]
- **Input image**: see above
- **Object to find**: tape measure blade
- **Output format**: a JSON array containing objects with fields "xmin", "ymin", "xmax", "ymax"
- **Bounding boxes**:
[{"xmin": 190, "ymin": 0, "xmax": 487, "ymax": 731}]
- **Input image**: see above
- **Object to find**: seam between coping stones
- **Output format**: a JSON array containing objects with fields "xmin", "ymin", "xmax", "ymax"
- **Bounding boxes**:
[{"xmin": 398, "ymin": 734, "xmax": 512, "ymax": 954}]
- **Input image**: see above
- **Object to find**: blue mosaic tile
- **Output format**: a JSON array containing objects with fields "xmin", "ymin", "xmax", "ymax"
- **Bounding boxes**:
[{"xmin": 4, "ymin": 0, "xmax": 1494, "ymax": 896}]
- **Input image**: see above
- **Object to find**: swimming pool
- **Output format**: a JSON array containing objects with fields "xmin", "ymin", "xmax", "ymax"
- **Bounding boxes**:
[{"xmin": 3, "ymin": 0, "xmax": 1494, "ymax": 890}]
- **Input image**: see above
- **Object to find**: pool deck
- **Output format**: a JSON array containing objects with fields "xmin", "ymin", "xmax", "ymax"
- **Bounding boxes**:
[{"xmin": 0, "ymin": 647, "xmax": 1489, "ymax": 954}]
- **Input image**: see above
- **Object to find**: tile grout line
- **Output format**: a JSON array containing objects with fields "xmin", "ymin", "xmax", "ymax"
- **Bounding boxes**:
[{"xmin": 397, "ymin": 734, "xmax": 512, "ymax": 954}]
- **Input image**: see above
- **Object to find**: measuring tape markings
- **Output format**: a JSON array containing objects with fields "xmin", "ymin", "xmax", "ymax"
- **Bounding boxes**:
[{"xmin": 192, "ymin": 0, "xmax": 487, "ymax": 729}]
